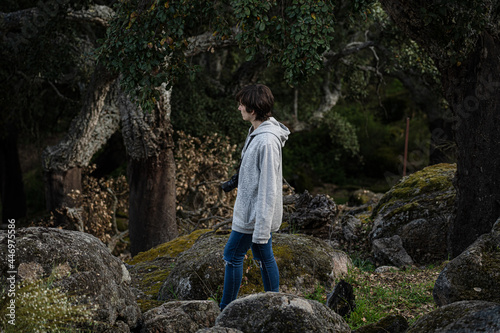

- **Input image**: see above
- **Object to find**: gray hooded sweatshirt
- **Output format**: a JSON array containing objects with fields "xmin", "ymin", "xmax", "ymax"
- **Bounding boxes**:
[{"xmin": 232, "ymin": 117, "xmax": 290, "ymax": 244}]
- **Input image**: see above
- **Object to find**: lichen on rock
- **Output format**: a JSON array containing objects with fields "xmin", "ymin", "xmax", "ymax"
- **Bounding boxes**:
[
  {"xmin": 0, "ymin": 227, "xmax": 141, "ymax": 332},
  {"xmin": 158, "ymin": 232, "xmax": 352, "ymax": 302},
  {"xmin": 126, "ymin": 229, "xmax": 212, "ymax": 313},
  {"xmin": 370, "ymin": 163, "xmax": 456, "ymax": 266},
  {"xmin": 433, "ymin": 217, "xmax": 500, "ymax": 306}
]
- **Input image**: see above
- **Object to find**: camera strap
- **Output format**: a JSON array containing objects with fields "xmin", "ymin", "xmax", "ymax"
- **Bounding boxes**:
[{"xmin": 236, "ymin": 135, "xmax": 256, "ymax": 170}]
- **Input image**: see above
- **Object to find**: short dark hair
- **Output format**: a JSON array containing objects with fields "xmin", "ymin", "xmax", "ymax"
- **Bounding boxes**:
[{"xmin": 235, "ymin": 84, "xmax": 274, "ymax": 121}]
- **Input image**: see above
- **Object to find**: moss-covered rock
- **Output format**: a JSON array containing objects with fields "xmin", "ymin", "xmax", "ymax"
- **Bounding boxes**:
[
  {"xmin": 158, "ymin": 233, "xmax": 352, "ymax": 302},
  {"xmin": 0, "ymin": 227, "xmax": 141, "ymax": 332},
  {"xmin": 370, "ymin": 163, "xmax": 456, "ymax": 265},
  {"xmin": 407, "ymin": 300, "xmax": 500, "ymax": 332},
  {"xmin": 128, "ymin": 229, "xmax": 211, "ymax": 265},
  {"xmin": 433, "ymin": 218, "xmax": 500, "ymax": 306},
  {"xmin": 126, "ymin": 229, "xmax": 211, "ymax": 313},
  {"xmin": 348, "ymin": 189, "xmax": 381, "ymax": 207}
]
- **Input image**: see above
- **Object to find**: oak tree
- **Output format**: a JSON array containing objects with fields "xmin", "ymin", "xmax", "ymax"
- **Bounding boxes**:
[{"xmin": 379, "ymin": 0, "xmax": 500, "ymax": 256}]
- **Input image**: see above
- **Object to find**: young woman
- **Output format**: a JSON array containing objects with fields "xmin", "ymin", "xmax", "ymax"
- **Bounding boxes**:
[{"xmin": 219, "ymin": 84, "xmax": 290, "ymax": 310}]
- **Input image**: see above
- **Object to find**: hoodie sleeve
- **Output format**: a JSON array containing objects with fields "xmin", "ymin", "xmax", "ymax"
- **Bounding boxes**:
[{"xmin": 252, "ymin": 138, "xmax": 281, "ymax": 244}]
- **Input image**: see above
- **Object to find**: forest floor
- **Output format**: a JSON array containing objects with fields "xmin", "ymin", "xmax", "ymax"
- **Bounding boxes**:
[{"xmin": 331, "ymin": 264, "xmax": 442, "ymax": 330}]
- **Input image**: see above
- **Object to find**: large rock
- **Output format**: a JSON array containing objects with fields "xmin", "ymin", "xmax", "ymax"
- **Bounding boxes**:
[
  {"xmin": 433, "ymin": 218, "xmax": 500, "ymax": 306},
  {"xmin": 0, "ymin": 227, "xmax": 141, "ymax": 331},
  {"xmin": 371, "ymin": 235, "xmax": 414, "ymax": 267},
  {"xmin": 370, "ymin": 163, "xmax": 456, "ymax": 266},
  {"xmin": 158, "ymin": 232, "xmax": 351, "ymax": 301},
  {"xmin": 348, "ymin": 189, "xmax": 382, "ymax": 207},
  {"xmin": 215, "ymin": 292, "xmax": 351, "ymax": 333},
  {"xmin": 141, "ymin": 300, "xmax": 219, "ymax": 333},
  {"xmin": 407, "ymin": 300, "xmax": 500, "ymax": 332},
  {"xmin": 288, "ymin": 190, "xmax": 338, "ymax": 237},
  {"xmin": 126, "ymin": 229, "xmax": 211, "ymax": 312}
]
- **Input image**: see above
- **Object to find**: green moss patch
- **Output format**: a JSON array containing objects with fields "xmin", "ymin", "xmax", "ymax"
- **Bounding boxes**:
[
  {"xmin": 373, "ymin": 163, "xmax": 456, "ymax": 217},
  {"xmin": 128, "ymin": 229, "xmax": 211, "ymax": 265}
]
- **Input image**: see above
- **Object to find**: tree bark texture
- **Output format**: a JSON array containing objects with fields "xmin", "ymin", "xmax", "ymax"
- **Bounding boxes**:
[
  {"xmin": 119, "ymin": 84, "xmax": 178, "ymax": 255},
  {"xmin": 379, "ymin": 0, "xmax": 500, "ymax": 257},
  {"xmin": 443, "ymin": 33, "xmax": 500, "ymax": 257},
  {"xmin": 42, "ymin": 69, "xmax": 120, "ymax": 225}
]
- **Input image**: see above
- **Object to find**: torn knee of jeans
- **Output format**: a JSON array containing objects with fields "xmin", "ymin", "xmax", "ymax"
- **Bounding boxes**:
[
  {"xmin": 253, "ymin": 258, "xmax": 263, "ymax": 269},
  {"xmin": 224, "ymin": 259, "xmax": 233, "ymax": 267}
]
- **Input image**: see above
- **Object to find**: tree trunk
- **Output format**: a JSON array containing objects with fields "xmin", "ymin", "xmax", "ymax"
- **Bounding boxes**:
[
  {"xmin": 44, "ymin": 168, "xmax": 82, "ymax": 226},
  {"xmin": 312, "ymin": 70, "xmax": 342, "ymax": 120},
  {"xmin": 127, "ymin": 139, "xmax": 177, "ymax": 255},
  {"xmin": 0, "ymin": 126, "xmax": 27, "ymax": 223},
  {"xmin": 442, "ymin": 32, "xmax": 500, "ymax": 257},
  {"xmin": 378, "ymin": 1, "xmax": 500, "ymax": 258},
  {"xmin": 42, "ymin": 69, "xmax": 120, "ymax": 227},
  {"xmin": 119, "ymin": 84, "xmax": 178, "ymax": 255}
]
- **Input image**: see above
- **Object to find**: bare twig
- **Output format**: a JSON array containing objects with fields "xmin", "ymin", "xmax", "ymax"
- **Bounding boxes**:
[
  {"xmin": 108, "ymin": 230, "xmax": 129, "ymax": 253},
  {"xmin": 195, "ymin": 217, "xmax": 232, "ymax": 242}
]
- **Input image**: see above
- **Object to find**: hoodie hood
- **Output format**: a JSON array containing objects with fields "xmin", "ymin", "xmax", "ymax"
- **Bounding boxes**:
[{"xmin": 249, "ymin": 117, "xmax": 290, "ymax": 147}]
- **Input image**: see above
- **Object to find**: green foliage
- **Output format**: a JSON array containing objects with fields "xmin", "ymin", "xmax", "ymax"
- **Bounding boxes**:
[
  {"xmin": 283, "ymin": 124, "xmax": 351, "ymax": 191},
  {"xmin": 335, "ymin": 80, "xmax": 430, "ymax": 179},
  {"xmin": 97, "ymin": 0, "xmax": 217, "ymax": 110},
  {"xmin": 97, "ymin": 0, "xmax": 343, "ymax": 110},
  {"xmin": 0, "ymin": 273, "xmax": 98, "ymax": 332},
  {"xmin": 416, "ymin": 1, "xmax": 496, "ymax": 64},
  {"xmin": 283, "ymin": 76, "xmax": 431, "ymax": 191},
  {"xmin": 170, "ymin": 71, "xmax": 247, "ymax": 143},
  {"xmin": 341, "ymin": 266, "xmax": 439, "ymax": 330},
  {"xmin": 323, "ymin": 111, "xmax": 360, "ymax": 157},
  {"xmin": 303, "ymin": 283, "xmax": 327, "ymax": 303},
  {"xmin": 233, "ymin": 0, "xmax": 335, "ymax": 85},
  {"xmin": 351, "ymin": 253, "xmax": 376, "ymax": 272}
]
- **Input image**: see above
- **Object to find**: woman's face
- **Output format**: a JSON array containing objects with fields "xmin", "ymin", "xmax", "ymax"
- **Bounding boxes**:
[{"xmin": 239, "ymin": 103, "xmax": 255, "ymax": 122}]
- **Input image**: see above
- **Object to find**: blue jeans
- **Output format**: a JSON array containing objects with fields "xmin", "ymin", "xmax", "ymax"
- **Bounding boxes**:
[{"xmin": 219, "ymin": 231, "xmax": 279, "ymax": 310}]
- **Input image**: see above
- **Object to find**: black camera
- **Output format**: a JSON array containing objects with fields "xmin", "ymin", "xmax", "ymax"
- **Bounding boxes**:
[{"xmin": 221, "ymin": 173, "xmax": 239, "ymax": 192}]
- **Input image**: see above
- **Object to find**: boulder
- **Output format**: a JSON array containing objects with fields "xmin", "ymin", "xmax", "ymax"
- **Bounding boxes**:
[
  {"xmin": 158, "ymin": 232, "xmax": 352, "ymax": 301},
  {"xmin": 0, "ymin": 227, "xmax": 141, "ymax": 332},
  {"xmin": 215, "ymin": 292, "xmax": 351, "ymax": 333},
  {"xmin": 372, "ymin": 235, "xmax": 414, "ymax": 267},
  {"xmin": 433, "ymin": 218, "xmax": 500, "ymax": 306},
  {"xmin": 126, "ymin": 229, "xmax": 211, "ymax": 312},
  {"xmin": 289, "ymin": 190, "xmax": 338, "ymax": 237},
  {"xmin": 141, "ymin": 300, "xmax": 219, "ymax": 333},
  {"xmin": 342, "ymin": 215, "xmax": 363, "ymax": 241},
  {"xmin": 407, "ymin": 300, "xmax": 500, "ymax": 332},
  {"xmin": 348, "ymin": 189, "xmax": 381, "ymax": 207},
  {"xmin": 334, "ymin": 208, "xmax": 374, "ymax": 263},
  {"xmin": 353, "ymin": 314, "xmax": 408, "ymax": 333},
  {"xmin": 370, "ymin": 163, "xmax": 456, "ymax": 266}
]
